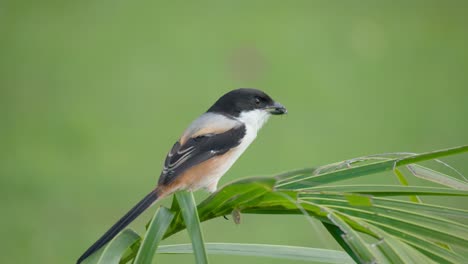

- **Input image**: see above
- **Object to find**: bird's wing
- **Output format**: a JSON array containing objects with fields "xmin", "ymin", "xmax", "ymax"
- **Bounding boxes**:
[{"xmin": 158, "ymin": 113, "xmax": 245, "ymax": 186}]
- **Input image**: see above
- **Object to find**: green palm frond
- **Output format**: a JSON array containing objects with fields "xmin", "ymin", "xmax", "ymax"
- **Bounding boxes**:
[{"xmin": 84, "ymin": 145, "xmax": 468, "ymax": 264}]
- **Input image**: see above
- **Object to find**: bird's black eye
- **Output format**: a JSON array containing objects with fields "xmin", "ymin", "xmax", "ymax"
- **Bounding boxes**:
[{"xmin": 255, "ymin": 97, "xmax": 261, "ymax": 105}]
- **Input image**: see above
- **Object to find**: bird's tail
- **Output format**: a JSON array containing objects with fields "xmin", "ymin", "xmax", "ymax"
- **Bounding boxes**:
[{"xmin": 77, "ymin": 189, "xmax": 159, "ymax": 264}]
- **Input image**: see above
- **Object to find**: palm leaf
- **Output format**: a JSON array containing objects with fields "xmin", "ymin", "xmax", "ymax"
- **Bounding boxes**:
[
  {"xmin": 91, "ymin": 145, "xmax": 468, "ymax": 264},
  {"xmin": 175, "ymin": 191, "xmax": 209, "ymax": 264},
  {"xmin": 96, "ymin": 229, "xmax": 140, "ymax": 264},
  {"xmin": 134, "ymin": 207, "xmax": 174, "ymax": 264},
  {"xmin": 156, "ymin": 243, "xmax": 353, "ymax": 263}
]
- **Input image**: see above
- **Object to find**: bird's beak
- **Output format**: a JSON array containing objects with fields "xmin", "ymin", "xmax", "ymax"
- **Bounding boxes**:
[{"xmin": 267, "ymin": 102, "xmax": 287, "ymax": 115}]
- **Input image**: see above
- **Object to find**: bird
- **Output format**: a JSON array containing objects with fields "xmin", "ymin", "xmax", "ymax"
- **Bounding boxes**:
[{"xmin": 77, "ymin": 88, "xmax": 287, "ymax": 263}]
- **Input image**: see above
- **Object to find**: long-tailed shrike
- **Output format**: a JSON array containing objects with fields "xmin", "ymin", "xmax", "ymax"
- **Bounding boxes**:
[{"xmin": 77, "ymin": 88, "xmax": 287, "ymax": 263}]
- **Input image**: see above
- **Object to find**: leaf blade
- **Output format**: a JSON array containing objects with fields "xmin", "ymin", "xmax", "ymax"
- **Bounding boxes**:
[
  {"xmin": 156, "ymin": 243, "xmax": 354, "ymax": 264},
  {"xmin": 176, "ymin": 191, "xmax": 209, "ymax": 264},
  {"xmin": 134, "ymin": 207, "xmax": 174, "ymax": 264},
  {"xmin": 277, "ymin": 145, "xmax": 468, "ymax": 189},
  {"xmin": 300, "ymin": 185, "xmax": 468, "ymax": 196},
  {"xmin": 96, "ymin": 229, "xmax": 141, "ymax": 264},
  {"xmin": 394, "ymin": 167, "xmax": 421, "ymax": 203},
  {"xmin": 407, "ymin": 164, "xmax": 468, "ymax": 190}
]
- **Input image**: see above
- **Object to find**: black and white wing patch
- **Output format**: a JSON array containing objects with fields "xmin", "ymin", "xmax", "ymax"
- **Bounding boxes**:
[{"xmin": 158, "ymin": 124, "xmax": 246, "ymax": 186}]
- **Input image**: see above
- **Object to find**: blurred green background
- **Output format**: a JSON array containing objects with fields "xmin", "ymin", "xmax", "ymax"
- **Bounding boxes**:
[{"xmin": 1, "ymin": 1, "xmax": 467, "ymax": 263}]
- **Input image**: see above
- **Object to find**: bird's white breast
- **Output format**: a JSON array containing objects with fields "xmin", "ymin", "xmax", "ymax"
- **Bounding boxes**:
[{"xmin": 200, "ymin": 110, "xmax": 270, "ymax": 192}]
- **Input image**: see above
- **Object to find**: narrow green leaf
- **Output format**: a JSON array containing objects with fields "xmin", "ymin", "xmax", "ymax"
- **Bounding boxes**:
[
  {"xmin": 275, "ymin": 167, "xmax": 317, "ymax": 181},
  {"xmin": 332, "ymin": 211, "xmax": 438, "ymax": 264},
  {"xmin": 300, "ymin": 194, "xmax": 468, "ymax": 263},
  {"xmin": 96, "ymin": 229, "xmax": 141, "ymax": 264},
  {"xmin": 323, "ymin": 222, "xmax": 362, "ymax": 264},
  {"xmin": 323, "ymin": 206, "xmax": 468, "ymax": 247},
  {"xmin": 176, "ymin": 191, "xmax": 209, "ymax": 264},
  {"xmin": 368, "ymin": 221, "xmax": 465, "ymax": 263},
  {"xmin": 134, "ymin": 207, "xmax": 174, "ymax": 264},
  {"xmin": 300, "ymin": 193, "xmax": 468, "ymax": 219},
  {"xmin": 277, "ymin": 145, "xmax": 468, "ymax": 189},
  {"xmin": 321, "ymin": 207, "xmax": 379, "ymax": 263},
  {"xmin": 301, "ymin": 185, "xmax": 468, "ymax": 196},
  {"xmin": 302, "ymin": 194, "xmax": 468, "ymax": 246},
  {"xmin": 396, "ymin": 145, "xmax": 468, "ymax": 166},
  {"xmin": 407, "ymin": 164, "xmax": 468, "ymax": 190},
  {"xmin": 394, "ymin": 168, "xmax": 421, "ymax": 203},
  {"xmin": 364, "ymin": 223, "xmax": 439, "ymax": 264},
  {"xmin": 277, "ymin": 159, "xmax": 397, "ymax": 189},
  {"xmin": 156, "ymin": 243, "xmax": 354, "ymax": 263},
  {"xmin": 394, "ymin": 167, "xmax": 459, "ymax": 256}
]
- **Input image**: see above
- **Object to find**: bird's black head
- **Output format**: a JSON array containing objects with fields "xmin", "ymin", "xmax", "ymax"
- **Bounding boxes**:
[{"xmin": 207, "ymin": 88, "xmax": 287, "ymax": 117}]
